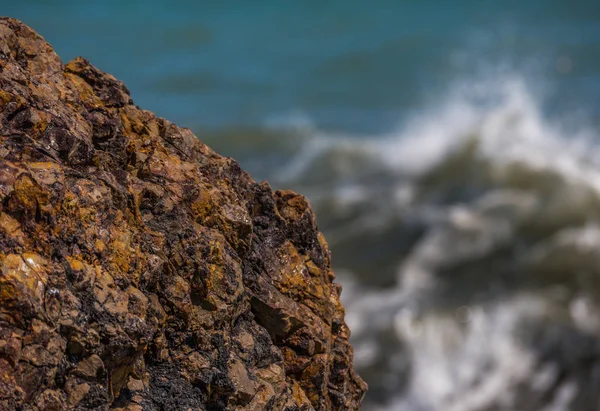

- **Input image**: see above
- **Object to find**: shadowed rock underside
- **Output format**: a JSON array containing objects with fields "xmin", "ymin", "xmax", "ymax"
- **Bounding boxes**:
[{"xmin": 0, "ymin": 18, "xmax": 366, "ymax": 410}]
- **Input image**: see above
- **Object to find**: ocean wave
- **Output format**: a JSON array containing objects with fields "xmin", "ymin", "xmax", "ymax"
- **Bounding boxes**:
[{"xmin": 263, "ymin": 75, "xmax": 600, "ymax": 410}]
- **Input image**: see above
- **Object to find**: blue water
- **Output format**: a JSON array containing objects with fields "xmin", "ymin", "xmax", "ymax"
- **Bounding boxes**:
[
  {"xmin": 6, "ymin": 3, "xmax": 600, "ymax": 410},
  {"xmin": 6, "ymin": 1, "xmax": 600, "ymax": 135}
]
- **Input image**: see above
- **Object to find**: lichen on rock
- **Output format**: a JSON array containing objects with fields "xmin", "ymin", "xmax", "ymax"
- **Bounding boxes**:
[{"xmin": 0, "ymin": 18, "xmax": 366, "ymax": 410}]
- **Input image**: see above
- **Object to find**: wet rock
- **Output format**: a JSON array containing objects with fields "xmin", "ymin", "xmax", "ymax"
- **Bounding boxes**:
[{"xmin": 0, "ymin": 18, "xmax": 366, "ymax": 410}]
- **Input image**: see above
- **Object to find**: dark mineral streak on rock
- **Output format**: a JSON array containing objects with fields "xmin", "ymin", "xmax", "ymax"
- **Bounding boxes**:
[{"xmin": 0, "ymin": 18, "xmax": 366, "ymax": 410}]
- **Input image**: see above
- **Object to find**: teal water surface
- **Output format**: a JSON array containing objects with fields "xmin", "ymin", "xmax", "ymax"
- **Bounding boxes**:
[{"xmin": 6, "ymin": 1, "xmax": 600, "ymax": 136}]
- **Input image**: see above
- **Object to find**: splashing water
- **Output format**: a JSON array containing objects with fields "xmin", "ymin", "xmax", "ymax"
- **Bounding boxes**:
[{"xmin": 264, "ymin": 76, "xmax": 600, "ymax": 410}]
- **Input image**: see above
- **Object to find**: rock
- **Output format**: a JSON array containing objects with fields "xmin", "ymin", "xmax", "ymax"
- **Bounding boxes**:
[
  {"xmin": 73, "ymin": 354, "xmax": 105, "ymax": 380},
  {"xmin": 0, "ymin": 18, "xmax": 366, "ymax": 410},
  {"xmin": 228, "ymin": 357, "xmax": 257, "ymax": 405}
]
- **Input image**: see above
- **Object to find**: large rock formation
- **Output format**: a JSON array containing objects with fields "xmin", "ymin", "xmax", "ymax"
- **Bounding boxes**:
[{"xmin": 0, "ymin": 18, "xmax": 366, "ymax": 410}]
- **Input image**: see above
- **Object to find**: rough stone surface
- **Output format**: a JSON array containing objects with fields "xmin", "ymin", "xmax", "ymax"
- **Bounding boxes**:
[{"xmin": 0, "ymin": 18, "xmax": 366, "ymax": 410}]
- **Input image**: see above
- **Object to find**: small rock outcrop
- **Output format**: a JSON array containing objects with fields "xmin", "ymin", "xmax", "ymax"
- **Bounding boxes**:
[{"xmin": 0, "ymin": 18, "xmax": 366, "ymax": 410}]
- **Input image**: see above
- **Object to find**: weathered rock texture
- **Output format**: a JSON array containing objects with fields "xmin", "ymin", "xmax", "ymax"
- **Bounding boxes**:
[{"xmin": 0, "ymin": 18, "xmax": 366, "ymax": 410}]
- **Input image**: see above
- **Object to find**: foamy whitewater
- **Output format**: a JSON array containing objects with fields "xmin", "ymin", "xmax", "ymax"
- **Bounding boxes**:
[{"xmin": 261, "ymin": 77, "xmax": 600, "ymax": 410}]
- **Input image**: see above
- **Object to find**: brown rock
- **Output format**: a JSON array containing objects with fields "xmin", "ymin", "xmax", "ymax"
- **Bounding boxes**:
[
  {"xmin": 0, "ymin": 17, "xmax": 366, "ymax": 410},
  {"xmin": 66, "ymin": 381, "xmax": 90, "ymax": 407},
  {"xmin": 73, "ymin": 354, "xmax": 104, "ymax": 380},
  {"xmin": 126, "ymin": 376, "xmax": 145, "ymax": 392},
  {"xmin": 228, "ymin": 357, "xmax": 257, "ymax": 405},
  {"xmin": 34, "ymin": 389, "xmax": 66, "ymax": 411}
]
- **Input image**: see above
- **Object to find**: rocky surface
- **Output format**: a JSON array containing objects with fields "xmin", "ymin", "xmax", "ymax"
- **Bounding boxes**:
[{"xmin": 0, "ymin": 18, "xmax": 366, "ymax": 410}]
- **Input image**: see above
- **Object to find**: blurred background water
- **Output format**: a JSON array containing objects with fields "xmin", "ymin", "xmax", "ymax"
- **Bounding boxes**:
[{"xmin": 6, "ymin": 1, "xmax": 600, "ymax": 409}]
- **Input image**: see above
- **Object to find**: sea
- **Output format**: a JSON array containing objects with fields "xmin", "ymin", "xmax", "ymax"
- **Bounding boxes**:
[{"xmin": 5, "ymin": 1, "xmax": 600, "ymax": 410}]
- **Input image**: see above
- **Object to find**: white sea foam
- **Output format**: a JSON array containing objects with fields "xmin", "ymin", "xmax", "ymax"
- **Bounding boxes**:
[
  {"xmin": 275, "ymin": 75, "xmax": 599, "ymax": 189},
  {"xmin": 271, "ymin": 75, "xmax": 600, "ymax": 410}
]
